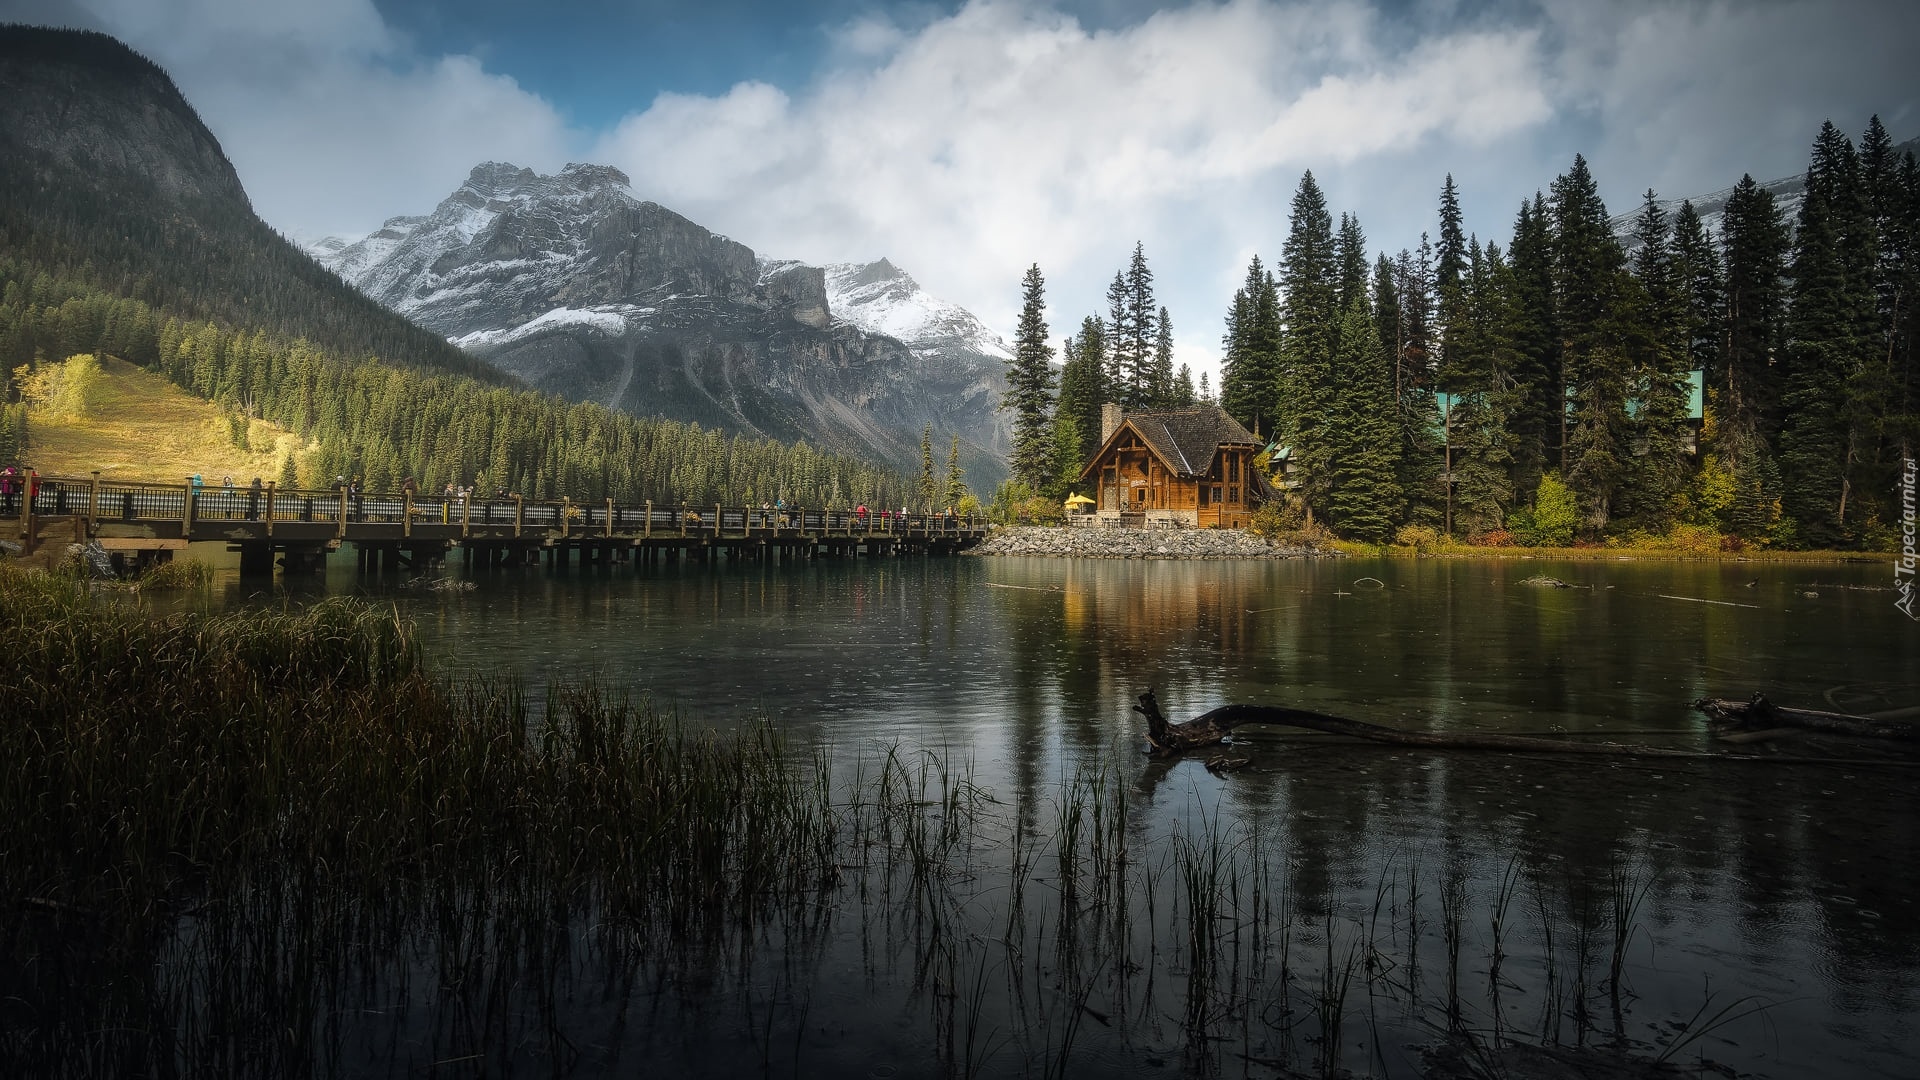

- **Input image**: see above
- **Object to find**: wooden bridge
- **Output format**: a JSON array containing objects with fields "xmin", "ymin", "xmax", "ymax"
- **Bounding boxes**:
[{"xmin": 0, "ymin": 473, "xmax": 987, "ymax": 576}]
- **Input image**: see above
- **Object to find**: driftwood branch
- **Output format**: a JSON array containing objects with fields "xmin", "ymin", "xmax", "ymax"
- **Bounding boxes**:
[
  {"xmin": 1133, "ymin": 690, "xmax": 1710, "ymax": 760},
  {"xmin": 1694, "ymin": 694, "xmax": 1919, "ymax": 742}
]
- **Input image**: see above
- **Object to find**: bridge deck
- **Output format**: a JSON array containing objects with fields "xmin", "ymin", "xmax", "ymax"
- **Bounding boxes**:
[{"xmin": 1, "ymin": 474, "xmax": 986, "ymax": 570}]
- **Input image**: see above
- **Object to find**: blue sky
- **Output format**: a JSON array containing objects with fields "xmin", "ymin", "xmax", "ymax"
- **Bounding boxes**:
[{"xmin": 5, "ymin": 0, "xmax": 1918, "ymax": 385}]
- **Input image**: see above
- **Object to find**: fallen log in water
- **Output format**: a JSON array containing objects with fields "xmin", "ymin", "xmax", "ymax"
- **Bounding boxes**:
[
  {"xmin": 1133, "ymin": 690, "xmax": 1714, "ymax": 760},
  {"xmin": 1694, "ymin": 694, "xmax": 1920, "ymax": 742}
]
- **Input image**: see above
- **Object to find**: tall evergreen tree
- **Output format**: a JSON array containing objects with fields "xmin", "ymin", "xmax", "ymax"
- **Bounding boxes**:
[
  {"xmin": 1336, "ymin": 212, "xmax": 1370, "ymax": 314},
  {"xmin": 1003, "ymin": 264, "xmax": 1057, "ymax": 490},
  {"xmin": 1220, "ymin": 256, "xmax": 1281, "ymax": 435},
  {"xmin": 1326, "ymin": 294, "xmax": 1402, "ymax": 541},
  {"xmin": 1055, "ymin": 315, "xmax": 1108, "ymax": 462},
  {"xmin": 1779, "ymin": 122, "xmax": 1876, "ymax": 545},
  {"xmin": 918, "ymin": 424, "xmax": 937, "ymax": 511},
  {"xmin": 1124, "ymin": 243, "xmax": 1157, "ymax": 405},
  {"xmin": 1551, "ymin": 154, "xmax": 1632, "ymax": 532},
  {"xmin": 1505, "ymin": 194, "xmax": 1560, "ymax": 496},
  {"xmin": 1150, "ymin": 305, "xmax": 1176, "ymax": 407},
  {"xmin": 946, "ymin": 436, "xmax": 968, "ymax": 508},
  {"xmin": 1392, "ymin": 238, "xmax": 1444, "ymax": 526},
  {"xmin": 1434, "ymin": 176, "xmax": 1472, "ymax": 387},
  {"xmin": 1275, "ymin": 171, "xmax": 1340, "ymax": 519},
  {"xmin": 1104, "ymin": 269, "xmax": 1132, "ymax": 406},
  {"xmin": 1718, "ymin": 175, "xmax": 1791, "ymax": 453},
  {"xmin": 1617, "ymin": 191, "xmax": 1694, "ymax": 528}
]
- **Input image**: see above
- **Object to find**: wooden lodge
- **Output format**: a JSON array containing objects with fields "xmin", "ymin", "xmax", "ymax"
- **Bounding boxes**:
[{"xmin": 1077, "ymin": 404, "xmax": 1269, "ymax": 528}]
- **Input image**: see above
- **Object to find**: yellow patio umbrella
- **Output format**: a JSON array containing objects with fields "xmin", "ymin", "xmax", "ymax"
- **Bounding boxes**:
[{"xmin": 1063, "ymin": 494, "xmax": 1095, "ymax": 509}]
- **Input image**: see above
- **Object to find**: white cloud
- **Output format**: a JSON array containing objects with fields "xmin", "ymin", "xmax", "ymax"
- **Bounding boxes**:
[
  {"xmin": 594, "ymin": 0, "xmax": 1552, "ymax": 382},
  {"xmin": 17, "ymin": 0, "xmax": 1917, "ymax": 389},
  {"xmin": 50, "ymin": 0, "xmax": 576, "ymax": 240}
]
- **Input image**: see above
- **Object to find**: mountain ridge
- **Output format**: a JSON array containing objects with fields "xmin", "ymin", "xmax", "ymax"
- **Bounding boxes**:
[{"xmin": 313, "ymin": 162, "xmax": 1012, "ymax": 491}]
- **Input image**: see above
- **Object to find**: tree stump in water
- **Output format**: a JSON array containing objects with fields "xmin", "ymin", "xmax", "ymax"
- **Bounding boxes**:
[
  {"xmin": 1694, "ymin": 694, "xmax": 1919, "ymax": 742},
  {"xmin": 1133, "ymin": 690, "xmax": 1709, "ymax": 760}
]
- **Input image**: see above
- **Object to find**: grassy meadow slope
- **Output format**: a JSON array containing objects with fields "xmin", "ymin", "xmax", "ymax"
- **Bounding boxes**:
[{"xmin": 21, "ymin": 354, "xmax": 304, "ymax": 483}]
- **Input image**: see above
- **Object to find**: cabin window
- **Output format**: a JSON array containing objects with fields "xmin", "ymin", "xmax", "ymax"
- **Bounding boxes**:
[
  {"xmin": 1212, "ymin": 485, "xmax": 1222, "ymax": 505},
  {"xmin": 1199, "ymin": 486, "xmax": 1210, "ymax": 507},
  {"xmin": 1228, "ymin": 486, "xmax": 1239, "ymax": 504},
  {"xmin": 1228, "ymin": 455, "xmax": 1239, "ymax": 482}
]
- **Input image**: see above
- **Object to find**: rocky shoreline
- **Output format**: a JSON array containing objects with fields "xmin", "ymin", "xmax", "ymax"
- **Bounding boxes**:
[{"xmin": 968, "ymin": 525, "xmax": 1333, "ymax": 559}]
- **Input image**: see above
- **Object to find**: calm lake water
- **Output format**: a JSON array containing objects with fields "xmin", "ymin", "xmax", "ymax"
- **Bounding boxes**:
[{"xmin": 191, "ymin": 550, "xmax": 1919, "ymax": 1078}]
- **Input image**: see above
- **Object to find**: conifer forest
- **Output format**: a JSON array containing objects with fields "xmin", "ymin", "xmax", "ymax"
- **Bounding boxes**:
[{"xmin": 1004, "ymin": 117, "xmax": 1918, "ymax": 550}]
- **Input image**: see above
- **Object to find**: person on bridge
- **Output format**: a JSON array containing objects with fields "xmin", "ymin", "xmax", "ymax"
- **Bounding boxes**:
[
  {"xmin": 247, "ymin": 476, "xmax": 263, "ymax": 520},
  {"xmin": 0, "ymin": 464, "xmax": 16, "ymax": 515}
]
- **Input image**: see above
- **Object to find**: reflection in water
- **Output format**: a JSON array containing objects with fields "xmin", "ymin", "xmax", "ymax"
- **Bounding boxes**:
[{"xmin": 128, "ymin": 552, "xmax": 1920, "ymax": 1077}]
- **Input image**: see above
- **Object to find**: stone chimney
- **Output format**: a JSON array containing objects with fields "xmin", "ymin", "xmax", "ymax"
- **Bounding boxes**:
[{"xmin": 1100, "ymin": 402, "xmax": 1123, "ymax": 443}]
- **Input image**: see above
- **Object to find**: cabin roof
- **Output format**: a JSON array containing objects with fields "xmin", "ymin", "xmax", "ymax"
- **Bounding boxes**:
[{"xmin": 1079, "ymin": 407, "xmax": 1263, "ymax": 481}]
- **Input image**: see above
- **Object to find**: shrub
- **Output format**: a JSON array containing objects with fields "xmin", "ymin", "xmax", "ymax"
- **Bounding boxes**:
[
  {"xmin": 1394, "ymin": 524, "xmax": 1441, "ymax": 550},
  {"xmin": 1511, "ymin": 473, "xmax": 1578, "ymax": 547},
  {"xmin": 1474, "ymin": 529, "xmax": 1516, "ymax": 547}
]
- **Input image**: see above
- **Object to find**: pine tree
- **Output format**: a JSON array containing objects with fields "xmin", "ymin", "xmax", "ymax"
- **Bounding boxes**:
[
  {"xmin": 1718, "ymin": 175, "xmax": 1790, "ymax": 453},
  {"xmin": 1617, "ymin": 191, "xmax": 1693, "ymax": 529},
  {"xmin": 1047, "ymin": 414, "xmax": 1083, "ymax": 499},
  {"xmin": 1326, "ymin": 294, "xmax": 1402, "ymax": 541},
  {"xmin": 1551, "ymin": 154, "xmax": 1632, "ymax": 532},
  {"xmin": 945, "ymin": 436, "xmax": 967, "ymax": 508},
  {"xmin": 1779, "ymin": 121, "xmax": 1876, "ymax": 545},
  {"xmin": 1436, "ymin": 174, "xmax": 1467, "ymax": 297},
  {"xmin": 1336, "ymin": 212, "xmax": 1369, "ymax": 314},
  {"xmin": 1174, "ymin": 364, "xmax": 1195, "ymax": 407},
  {"xmin": 1393, "ymin": 239, "xmax": 1443, "ymax": 526},
  {"xmin": 1505, "ymin": 194, "xmax": 1561, "ymax": 497},
  {"xmin": 1055, "ymin": 315, "xmax": 1108, "ymax": 462},
  {"xmin": 1003, "ymin": 264, "xmax": 1057, "ymax": 489},
  {"xmin": 1150, "ymin": 306, "xmax": 1175, "ymax": 407},
  {"xmin": 918, "ymin": 424, "xmax": 937, "ymax": 511},
  {"xmin": 1220, "ymin": 256, "xmax": 1280, "ymax": 435},
  {"xmin": 1276, "ymin": 172, "xmax": 1340, "ymax": 520},
  {"xmin": 1104, "ymin": 270, "xmax": 1132, "ymax": 405},
  {"xmin": 1123, "ymin": 243, "xmax": 1157, "ymax": 405},
  {"xmin": 1434, "ymin": 176, "xmax": 1472, "ymax": 388}
]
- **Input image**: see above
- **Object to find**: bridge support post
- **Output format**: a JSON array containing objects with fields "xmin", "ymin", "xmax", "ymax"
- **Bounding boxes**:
[{"xmin": 238, "ymin": 543, "xmax": 274, "ymax": 578}]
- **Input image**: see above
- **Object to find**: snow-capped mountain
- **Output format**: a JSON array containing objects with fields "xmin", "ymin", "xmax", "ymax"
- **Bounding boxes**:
[
  {"xmin": 762, "ymin": 256, "xmax": 1012, "ymax": 373},
  {"xmin": 312, "ymin": 162, "xmax": 1010, "ymax": 487}
]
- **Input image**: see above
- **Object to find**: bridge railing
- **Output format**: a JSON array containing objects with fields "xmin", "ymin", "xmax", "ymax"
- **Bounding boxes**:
[{"xmin": 3, "ymin": 474, "xmax": 981, "ymax": 538}]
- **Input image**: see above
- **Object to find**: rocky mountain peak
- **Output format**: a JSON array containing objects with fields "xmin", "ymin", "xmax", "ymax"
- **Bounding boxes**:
[
  {"xmin": 462, "ymin": 161, "xmax": 539, "ymax": 198},
  {"xmin": 849, "ymin": 257, "xmax": 906, "ymax": 287},
  {"xmin": 558, "ymin": 162, "xmax": 631, "ymax": 192}
]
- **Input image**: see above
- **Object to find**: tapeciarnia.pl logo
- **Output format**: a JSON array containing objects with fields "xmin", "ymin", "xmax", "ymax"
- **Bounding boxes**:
[{"xmin": 1898, "ymin": 456, "xmax": 1916, "ymax": 621}]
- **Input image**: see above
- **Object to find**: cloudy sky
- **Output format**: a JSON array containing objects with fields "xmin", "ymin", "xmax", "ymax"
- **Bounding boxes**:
[{"xmin": 5, "ymin": 0, "xmax": 1916, "ymax": 383}]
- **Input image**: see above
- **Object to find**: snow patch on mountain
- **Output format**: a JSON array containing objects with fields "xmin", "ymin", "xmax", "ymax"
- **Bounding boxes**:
[
  {"xmin": 759, "ymin": 256, "xmax": 1010, "ymax": 365},
  {"xmin": 451, "ymin": 306, "xmax": 637, "ymax": 350}
]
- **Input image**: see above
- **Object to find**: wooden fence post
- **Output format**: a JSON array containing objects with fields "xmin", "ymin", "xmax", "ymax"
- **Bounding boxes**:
[{"xmin": 265, "ymin": 482, "xmax": 276, "ymax": 537}]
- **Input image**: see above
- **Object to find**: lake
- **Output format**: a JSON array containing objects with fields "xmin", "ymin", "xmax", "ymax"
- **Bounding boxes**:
[{"xmin": 177, "ymin": 550, "xmax": 1920, "ymax": 1077}]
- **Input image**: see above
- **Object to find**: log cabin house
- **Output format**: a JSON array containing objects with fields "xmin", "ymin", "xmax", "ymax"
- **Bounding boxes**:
[{"xmin": 1078, "ymin": 404, "xmax": 1269, "ymax": 528}]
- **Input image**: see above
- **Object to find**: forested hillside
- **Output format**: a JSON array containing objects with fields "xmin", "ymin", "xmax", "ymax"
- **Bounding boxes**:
[
  {"xmin": 0, "ymin": 261, "xmax": 909, "ymax": 506},
  {"xmin": 0, "ymin": 27, "xmax": 501, "ymax": 386}
]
